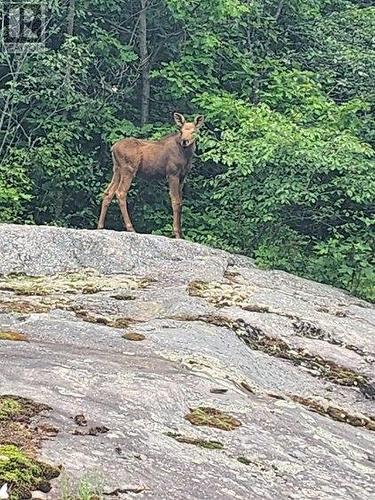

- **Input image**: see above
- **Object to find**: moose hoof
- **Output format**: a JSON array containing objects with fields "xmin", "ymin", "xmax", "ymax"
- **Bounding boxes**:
[{"xmin": 126, "ymin": 227, "xmax": 136, "ymax": 233}]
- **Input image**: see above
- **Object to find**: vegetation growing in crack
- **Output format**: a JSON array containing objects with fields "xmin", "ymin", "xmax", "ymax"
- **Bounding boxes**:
[
  {"xmin": 194, "ymin": 315, "xmax": 374, "ymax": 398},
  {"xmin": 289, "ymin": 395, "xmax": 375, "ymax": 431},
  {"xmin": 71, "ymin": 307, "xmax": 134, "ymax": 328},
  {"xmin": 0, "ymin": 299, "xmax": 51, "ymax": 315},
  {"xmin": 165, "ymin": 432, "xmax": 224, "ymax": 450},
  {"xmin": 235, "ymin": 319, "xmax": 373, "ymax": 395},
  {"xmin": 173, "ymin": 314, "xmax": 374, "ymax": 399},
  {"xmin": 60, "ymin": 472, "xmax": 104, "ymax": 500},
  {"xmin": 110, "ymin": 293, "xmax": 136, "ymax": 301},
  {"xmin": 293, "ymin": 320, "xmax": 370, "ymax": 358},
  {"xmin": 185, "ymin": 407, "xmax": 241, "ymax": 431}
]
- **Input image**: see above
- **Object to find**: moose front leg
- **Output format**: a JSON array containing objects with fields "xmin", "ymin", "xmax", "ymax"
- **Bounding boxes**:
[{"xmin": 168, "ymin": 175, "xmax": 183, "ymax": 239}]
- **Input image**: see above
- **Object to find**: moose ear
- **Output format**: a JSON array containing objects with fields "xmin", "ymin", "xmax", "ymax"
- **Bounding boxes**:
[
  {"xmin": 173, "ymin": 112, "xmax": 186, "ymax": 128},
  {"xmin": 194, "ymin": 115, "xmax": 204, "ymax": 129}
]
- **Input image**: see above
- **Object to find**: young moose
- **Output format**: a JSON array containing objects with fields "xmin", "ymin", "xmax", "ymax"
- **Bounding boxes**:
[{"xmin": 97, "ymin": 113, "xmax": 204, "ymax": 238}]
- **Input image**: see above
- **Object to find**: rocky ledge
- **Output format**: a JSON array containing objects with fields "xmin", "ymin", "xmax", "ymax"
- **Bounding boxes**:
[{"xmin": 0, "ymin": 224, "xmax": 374, "ymax": 499}]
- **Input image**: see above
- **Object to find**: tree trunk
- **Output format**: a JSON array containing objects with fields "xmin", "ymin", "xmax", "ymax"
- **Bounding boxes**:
[
  {"xmin": 56, "ymin": 0, "xmax": 75, "ymax": 221},
  {"xmin": 66, "ymin": 0, "xmax": 75, "ymax": 36},
  {"xmin": 139, "ymin": 0, "xmax": 150, "ymax": 126}
]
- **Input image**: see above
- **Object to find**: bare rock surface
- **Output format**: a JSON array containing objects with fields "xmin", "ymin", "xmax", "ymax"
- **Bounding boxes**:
[{"xmin": 0, "ymin": 224, "xmax": 374, "ymax": 499}]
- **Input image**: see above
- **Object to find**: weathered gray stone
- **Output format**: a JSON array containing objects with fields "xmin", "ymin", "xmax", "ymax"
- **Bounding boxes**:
[{"xmin": 0, "ymin": 224, "xmax": 374, "ymax": 500}]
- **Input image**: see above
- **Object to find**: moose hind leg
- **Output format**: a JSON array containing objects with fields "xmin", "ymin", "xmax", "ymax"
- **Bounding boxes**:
[
  {"xmin": 97, "ymin": 171, "xmax": 120, "ymax": 229},
  {"xmin": 116, "ymin": 171, "xmax": 136, "ymax": 232}
]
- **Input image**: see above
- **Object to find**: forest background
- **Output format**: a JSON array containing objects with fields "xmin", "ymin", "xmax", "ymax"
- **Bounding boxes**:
[{"xmin": 0, "ymin": 0, "xmax": 374, "ymax": 300}]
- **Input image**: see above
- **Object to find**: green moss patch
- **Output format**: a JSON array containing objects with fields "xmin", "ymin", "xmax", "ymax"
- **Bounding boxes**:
[
  {"xmin": 0, "ymin": 331, "xmax": 27, "ymax": 342},
  {"xmin": 0, "ymin": 396, "xmax": 51, "ymax": 455},
  {"xmin": 0, "ymin": 396, "xmax": 49, "ymax": 424},
  {"xmin": 0, "ymin": 444, "xmax": 60, "ymax": 500},
  {"xmin": 0, "ymin": 399, "xmax": 23, "ymax": 422},
  {"xmin": 165, "ymin": 432, "xmax": 224, "ymax": 449},
  {"xmin": 0, "ymin": 396, "xmax": 60, "ymax": 499},
  {"xmin": 185, "ymin": 407, "xmax": 241, "ymax": 431}
]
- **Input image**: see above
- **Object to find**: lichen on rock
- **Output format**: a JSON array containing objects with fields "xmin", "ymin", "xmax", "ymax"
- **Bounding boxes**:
[
  {"xmin": 0, "ymin": 332, "xmax": 27, "ymax": 342},
  {"xmin": 0, "ymin": 270, "xmax": 152, "ymax": 297},
  {"xmin": 0, "ymin": 225, "xmax": 374, "ymax": 500},
  {"xmin": 188, "ymin": 280, "xmax": 254, "ymax": 308}
]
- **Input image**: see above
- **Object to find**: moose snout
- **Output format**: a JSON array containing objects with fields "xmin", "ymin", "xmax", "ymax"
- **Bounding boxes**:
[{"xmin": 181, "ymin": 139, "xmax": 190, "ymax": 147}]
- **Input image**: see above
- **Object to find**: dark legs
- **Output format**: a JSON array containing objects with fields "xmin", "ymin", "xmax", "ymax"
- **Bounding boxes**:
[
  {"xmin": 168, "ymin": 175, "xmax": 183, "ymax": 239},
  {"xmin": 99, "ymin": 167, "xmax": 184, "ymax": 238}
]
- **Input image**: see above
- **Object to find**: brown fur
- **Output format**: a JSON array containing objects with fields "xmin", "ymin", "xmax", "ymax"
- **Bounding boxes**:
[{"xmin": 97, "ymin": 113, "xmax": 204, "ymax": 238}]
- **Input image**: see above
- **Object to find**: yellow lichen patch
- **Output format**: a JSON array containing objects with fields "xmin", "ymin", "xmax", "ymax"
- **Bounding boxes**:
[
  {"xmin": 0, "ymin": 270, "xmax": 153, "ymax": 297},
  {"xmin": 0, "ymin": 331, "xmax": 27, "ymax": 342},
  {"xmin": 188, "ymin": 280, "xmax": 254, "ymax": 308},
  {"xmin": 122, "ymin": 332, "xmax": 146, "ymax": 341},
  {"xmin": 185, "ymin": 407, "xmax": 241, "ymax": 431}
]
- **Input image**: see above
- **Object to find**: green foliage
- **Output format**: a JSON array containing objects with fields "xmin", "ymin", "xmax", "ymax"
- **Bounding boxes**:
[
  {"xmin": 0, "ymin": 400, "xmax": 22, "ymax": 421},
  {"xmin": 0, "ymin": 0, "xmax": 374, "ymax": 300},
  {"xmin": 0, "ymin": 445, "xmax": 59, "ymax": 500}
]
